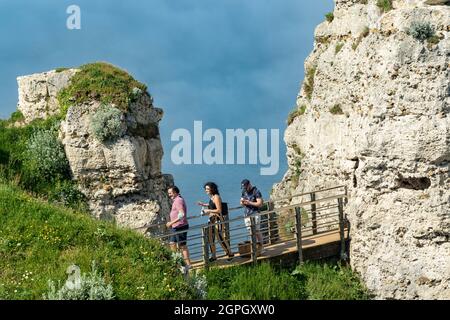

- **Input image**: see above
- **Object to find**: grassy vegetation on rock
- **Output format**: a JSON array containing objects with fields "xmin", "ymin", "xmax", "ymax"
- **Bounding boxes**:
[
  {"xmin": 377, "ymin": 0, "xmax": 393, "ymax": 13},
  {"xmin": 335, "ymin": 43, "xmax": 344, "ymax": 54},
  {"xmin": 303, "ymin": 66, "xmax": 317, "ymax": 101},
  {"xmin": 330, "ymin": 104, "xmax": 344, "ymax": 115},
  {"xmin": 55, "ymin": 68, "xmax": 70, "ymax": 73},
  {"xmin": 57, "ymin": 62, "xmax": 147, "ymax": 117},
  {"xmin": 352, "ymin": 26, "xmax": 370, "ymax": 50},
  {"xmin": 325, "ymin": 12, "xmax": 334, "ymax": 23},
  {"xmin": 287, "ymin": 105, "xmax": 306, "ymax": 125}
]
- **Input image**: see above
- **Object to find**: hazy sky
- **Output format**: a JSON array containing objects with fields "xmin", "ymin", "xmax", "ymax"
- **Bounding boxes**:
[{"xmin": 0, "ymin": 0, "xmax": 334, "ymax": 210}]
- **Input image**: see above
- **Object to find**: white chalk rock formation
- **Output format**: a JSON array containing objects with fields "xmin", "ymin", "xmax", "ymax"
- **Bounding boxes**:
[
  {"xmin": 273, "ymin": 0, "xmax": 449, "ymax": 299},
  {"xmin": 17, "ymin": 69, "xmax": 78, "ymax": 124},
  {"xmin": 17, "ymin": 67, "xmax": 173, "ymax": 232}
]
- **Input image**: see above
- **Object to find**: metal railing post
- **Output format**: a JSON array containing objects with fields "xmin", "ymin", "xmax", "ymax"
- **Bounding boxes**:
[
  {"xmin": 337, "ymin": 197, "xmax": 348, "ymax": 261},
  {"xmin": 261, "ymin": 211, "xmax": 269, "ymax": 245},
  {"xmin": 310, "ymin": 192, "xmax": 317, "ymax": 235},
  {"xmin": 223, "ymin": 213, "xmax": 230, "ymax": 247},
  {"xmin": 344, "ymin": 185, "xmax": 348, "ymax": 205},
  {"xmin": 250, "ymin": 216, "xmax": 257, "ymax": 265},
  {"xmin": 202, "ymin": 226, "xmax": 210, "ymax": 270},
  {"xmin": 268, "ymin": 202, "xmax": 279, "ymax": 244},
  {"xmin": 294, "ymin": 207, "xmax": 303, "ymax": 264}
]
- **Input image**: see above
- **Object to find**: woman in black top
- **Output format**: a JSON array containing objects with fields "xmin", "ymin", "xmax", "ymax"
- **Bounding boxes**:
[{"xmin": 198, "ymin": 182, "xmax": 234, "ymax": 262}]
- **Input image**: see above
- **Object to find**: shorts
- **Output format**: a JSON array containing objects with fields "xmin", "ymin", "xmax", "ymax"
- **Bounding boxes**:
[
  {"xmin": 170, "ymin": 224, "xmax": 189, "ymax": 246},
  {"xmin": 244, "ymin": 214, "xmax": 261, "ymax": 232}
]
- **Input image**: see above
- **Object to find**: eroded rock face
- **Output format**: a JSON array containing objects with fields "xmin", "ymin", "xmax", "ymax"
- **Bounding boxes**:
[
  {"xmin": 17, "ymin": 69, "xmax": 173, "ymax": 232},
  {"xmin": 17, "ymin": 69, "xmax": 78, "ymax": 123},
  {"xmin": 273, "ymin": 0, "xmax": 449, "ymax": 299}
]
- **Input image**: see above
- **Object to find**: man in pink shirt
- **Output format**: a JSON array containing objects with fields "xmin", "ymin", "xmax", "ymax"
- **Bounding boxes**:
[{"xmin": 166, "ymin": 186, "xmax": 191, "ymax": 269}]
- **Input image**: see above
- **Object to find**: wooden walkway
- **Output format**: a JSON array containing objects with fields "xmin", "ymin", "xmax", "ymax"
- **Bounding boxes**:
[
  {"xmin": 141, "ymin": 185, "xmax": 350, "ymax": 269},
  {"xmin": 192, "ymin": 228, "xmax": 348, "ymax": 269}
]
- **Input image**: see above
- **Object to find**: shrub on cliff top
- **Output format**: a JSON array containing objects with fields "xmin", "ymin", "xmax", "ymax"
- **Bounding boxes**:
[{"xmin": 57, "ymin": 62, "xmax": 148, "ymax": 116}]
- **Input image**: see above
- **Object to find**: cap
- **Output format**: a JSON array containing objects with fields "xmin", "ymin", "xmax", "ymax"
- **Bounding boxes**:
[{"xmin": 241, "ymin": 179, "xmax": 250, "ymax": 189}]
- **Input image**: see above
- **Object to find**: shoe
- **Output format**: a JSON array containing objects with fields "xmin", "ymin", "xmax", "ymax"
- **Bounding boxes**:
[
  {"xmin": 226, "ymin": 254, "xmax": 234, "ymax": 262},
  {"xmin": 209, "ymin": 257, "xmax": 217, "ymax": 262}
]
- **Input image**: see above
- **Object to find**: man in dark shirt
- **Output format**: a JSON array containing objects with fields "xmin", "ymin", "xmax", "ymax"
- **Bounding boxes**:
[{"xmin": 240, "ymin": 179, "xmax": 264, "ymax": 249}]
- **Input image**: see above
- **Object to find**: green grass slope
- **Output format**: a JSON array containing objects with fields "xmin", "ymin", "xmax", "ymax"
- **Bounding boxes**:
[
  {"xmin": 0, "ymin": 183, "xmax": 195, "ymax": 300},
  {"xmin": 204, "ymin": 261, "xmax": 370, "ymax": 300}
]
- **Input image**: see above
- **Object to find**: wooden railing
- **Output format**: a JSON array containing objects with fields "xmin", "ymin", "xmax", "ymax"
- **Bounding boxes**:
[{"xmin": 144, "ymin": 185, "xmax": 349, "ymax": 268}]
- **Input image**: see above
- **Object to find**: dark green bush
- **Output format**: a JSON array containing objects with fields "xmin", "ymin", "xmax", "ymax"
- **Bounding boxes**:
[
  {"xmin": 48, "ymin": 180, "xmax": 88, "ymax": 211},
  {"xmin": 10, "ymin": 111, "xmax": 24, "ymax": 122},
  {"xmin": 325, "ymin": 12, "xmax": 334, "ymax": 23}
]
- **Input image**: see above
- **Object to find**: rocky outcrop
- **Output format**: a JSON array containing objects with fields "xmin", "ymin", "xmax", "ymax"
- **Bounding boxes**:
[
  {"xmin": 17, "ymin": 69, "xmax": 78, "ymax": 124},
  {"xmin": 273, "ymin": 0, "xmax": 449, "ymax": 299},
  {"xmin": 17, "ymin": 67, "xmax": 173, "ymax": 232}
]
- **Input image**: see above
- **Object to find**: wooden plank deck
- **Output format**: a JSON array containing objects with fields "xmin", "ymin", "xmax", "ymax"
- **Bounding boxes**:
[{"xmin": 192, "ymin": 228, "xmax": 348, "ymax": 269}]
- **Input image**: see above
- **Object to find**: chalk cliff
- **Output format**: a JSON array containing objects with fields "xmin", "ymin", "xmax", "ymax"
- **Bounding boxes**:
[{"xmin": 273, "ymin": 0, "xmax": 449, "ymax": 299}]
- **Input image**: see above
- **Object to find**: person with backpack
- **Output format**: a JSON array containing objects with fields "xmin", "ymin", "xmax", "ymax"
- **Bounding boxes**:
[
  {"xmin": 240, "ymin": 179, "xmax": 264, "ymax": 254},
  {"xmin": 197, "ymin": 182, "xmax": 234, "ymax": 262}
]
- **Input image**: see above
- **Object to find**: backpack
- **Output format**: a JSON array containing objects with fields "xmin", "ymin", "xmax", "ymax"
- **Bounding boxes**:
[{"xmin": 221, "ymin": 202, "xmax": 229, "ymax": 216}]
